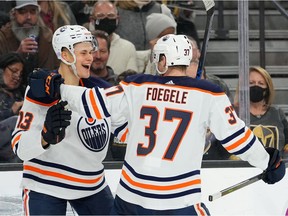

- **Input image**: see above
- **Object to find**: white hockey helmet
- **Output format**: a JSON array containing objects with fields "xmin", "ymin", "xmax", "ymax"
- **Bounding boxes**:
[
  {"xmin": 152, "ymin": 34, "xmax": 192, "ymax": 74},
  {"xmin": 52, "ymin": 25, "xmax": 98, "ymax": 62}
]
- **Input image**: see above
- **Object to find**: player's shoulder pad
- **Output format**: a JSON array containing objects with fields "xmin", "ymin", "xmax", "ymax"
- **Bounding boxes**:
[{"xmin": 81, "ymin": 77, "xmax": 112, "ymax": 88}]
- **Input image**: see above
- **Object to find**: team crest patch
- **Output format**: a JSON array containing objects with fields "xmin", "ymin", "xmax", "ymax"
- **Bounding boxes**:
[{"xmin": 77, "ymin": 117, "xmax": 110, "ymax": 152}]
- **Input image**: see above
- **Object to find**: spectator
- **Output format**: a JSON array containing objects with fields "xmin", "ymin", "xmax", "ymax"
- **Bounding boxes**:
[
  {"xmin": 0, "ymin": 52, "xmax": 26, "ymax": 122},
  {"xmin": 88, "ymin": 0, "xmax": 138, "ymax": 75},
  {"xmin": 0, "ymin": 11, "xmax": 11, "ymax": 31},
  {"xmin": 90, "ymin": 30, "xmax": 117, "ymax": 85},
  {"xmin": 140, "ymin": 12, "xmax": 177, "ymax": 74},
  {"xmin": 115, "ymin": 0, "xmax": 174, "ymax": 50},
  {"xmin": 0, "ymin": 0, "xmax": 59, "ymax": 79},
  {"xmin": 65, "ymin": 0, "xmax": 96, "ymax": 25},
  {"xmin": 0, "ymin": 116, "xmax": 22, "ymax": 163},
  {"xmin": 11, "ymin": 25, "xmax": 115, "ymax": 215},
  {"xmin": 38, "ymin": 0, "xmax": 77, "ymax": 32},
  {"xmin": 0, "ymin": 52, "xmax": 26, "ymax": 164},
  {"xmin": 233, "ymin": 66, "xmax": 288, "ymax": 159}
]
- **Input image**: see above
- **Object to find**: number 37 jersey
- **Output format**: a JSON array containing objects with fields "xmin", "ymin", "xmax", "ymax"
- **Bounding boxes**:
[{"xmin": 60, "ymin": 74, "xmax": 269, "ymax": 210}]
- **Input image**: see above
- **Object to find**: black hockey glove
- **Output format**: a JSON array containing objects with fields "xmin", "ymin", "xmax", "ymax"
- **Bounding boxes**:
[
  {"xmin": 29, "ymin": 68, "xmax": 63, "ymax": 99},
  {"xmin": 262, "ymin": 147, "xmax": 286, "ymax": 184},
  {"xmin": 42, "ymin": 101, "xmax": 72, "ymax": 145}
]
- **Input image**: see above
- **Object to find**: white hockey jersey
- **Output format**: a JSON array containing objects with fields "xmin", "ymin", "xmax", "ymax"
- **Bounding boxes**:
[
  {"xmin": 11, "ymin": 77, "xmax": 126, "ymax": 199},
  {"xmin": 60, "ymin": 74, "xmax": 269, "ymax": 209}
]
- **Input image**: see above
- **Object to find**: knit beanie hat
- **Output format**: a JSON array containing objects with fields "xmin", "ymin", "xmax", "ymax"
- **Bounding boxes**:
[{"xmin": 146, "ymin": 13, "xmax": 177, "ymax": 41}]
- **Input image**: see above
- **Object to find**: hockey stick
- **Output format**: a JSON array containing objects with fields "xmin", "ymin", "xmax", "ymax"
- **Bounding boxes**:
[
  {"xmin": 196, "ymin": 0, "xmax": 215, "ymax": 79},
  {"xmin": 209, "ymin": 161, "xmax": 288, "ymax": 202},
  {"xmin": 208, "ymin": 172, "xmax": 264, "ymax": 202}
]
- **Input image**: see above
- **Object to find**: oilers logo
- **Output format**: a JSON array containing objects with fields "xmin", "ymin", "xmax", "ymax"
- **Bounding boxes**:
[{"xmin": 77, "ymin": 117, "xmax": 110, "ymax": 152}]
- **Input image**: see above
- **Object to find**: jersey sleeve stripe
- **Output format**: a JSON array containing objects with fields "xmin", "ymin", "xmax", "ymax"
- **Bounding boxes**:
[
  {"xmin": 120, "ymin": 128, "xmax": 129, "ymax": 142},
  {"xmin": 89, "ymin": 89, "xmax": 102, "ymax": 119},
  {"xmin": 114, "ymin": 122, "xmax": 128, "ymax": 137},
  {"xmin": 221, "ymin": 127, "xmax": 245, "ymax": 144},
  {"xmin": 82, "ymin": 91, "xmax": 93, "ymax": 118},
  {"xmin": 225, "ymin": 129, "xmax": 252, "ymax": 151},
  {"xmin": 233, "ymin": 135, "xmax": 255, "ymax": 155},
  {"xmin": 11, "ymin": 134, "xmax": 21, "ymax": 149},
  {"xmin": 95, "ymin": 87, "xmax": 110, "ymax": 118}
]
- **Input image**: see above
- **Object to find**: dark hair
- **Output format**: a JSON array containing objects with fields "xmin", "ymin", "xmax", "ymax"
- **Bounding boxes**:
[
  {"xmin": 91, "ymin": 30, "xmax": 111, "ymax": 51},
  {"xmin": 0, "ymin": 52, "xmax": 27, "ymax": 86},
  {"xmin": 0, "ymin": 11, "xmax": 10, "ymax": 28},
  {"xmin": 0, "ymin": 52, "xmax": 26, "ymax": 70},
  {"xmin": 116, "ymin": 69, "xmax": 138, "ymax": 84}
]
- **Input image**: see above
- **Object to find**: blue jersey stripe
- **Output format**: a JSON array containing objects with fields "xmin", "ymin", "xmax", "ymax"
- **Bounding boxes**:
[
  {"xmin": 30, "ymin": 158, "xmax": 104, "ymax": 176},
  {"xmin": 221, "ymin": 127, "xmax": 245, "ymax": 144},
  {"xmin": 95, "ymin": 87, "xmax": 110, "ymax": 118},
  {"xmin": 120, "ymin": 180, "xmax": 201, "ymax": 199},
  {"xmin": 124, "ymin": 161, "xmax": 200, "ymax": 182},
  {"xmin": 82, "ymin": 90, "xmax": 92, "ymax": 118},
  {"xmin": 233, "ymin": 136, "xmax": 255, "ymax": 155},
  {"xmin": 23, "ymin": 173, "xmax": 106, "ymax": 191}
]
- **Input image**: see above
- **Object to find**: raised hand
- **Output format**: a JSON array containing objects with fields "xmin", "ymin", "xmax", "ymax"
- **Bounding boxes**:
[{"xmin": 29, "ymin": 68, "xmax": 64, "ymax": 99}]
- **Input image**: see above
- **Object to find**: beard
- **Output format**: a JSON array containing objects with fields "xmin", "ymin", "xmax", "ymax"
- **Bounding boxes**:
[
  {"xmin": 11, "ymin": 20, "xmax": 40, "ymax": 41},
  {"xmin": 90, "ymin": 62, "xmax": 105, "ymax": 76}
]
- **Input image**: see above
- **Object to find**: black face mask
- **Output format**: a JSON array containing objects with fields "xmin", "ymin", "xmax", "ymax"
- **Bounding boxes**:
[
  {"xmin": 95, "ymin": 18, "xmax": 117, "ymax": 35},
  {"xmin": 250, "ymin": 85, "xmax": 268, "ymax": 103}
]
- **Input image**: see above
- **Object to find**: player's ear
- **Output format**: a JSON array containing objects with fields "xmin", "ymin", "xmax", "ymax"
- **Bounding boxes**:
[{"xmin": 61, "ymin": 49, "xmax": 73, "ymax": 63}]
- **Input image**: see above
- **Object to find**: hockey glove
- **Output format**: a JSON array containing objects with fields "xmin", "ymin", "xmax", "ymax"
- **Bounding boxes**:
[
  {"xmin": 42, "ymin": 101, "xmax": 72, "ymax": 145},
  {"xmin": 29, "ymin": 68, "xmax": 63, "ymax": 99},
  {"xmin": 262, "ymin": 147, "xmax": 286, "ymax": 184}
]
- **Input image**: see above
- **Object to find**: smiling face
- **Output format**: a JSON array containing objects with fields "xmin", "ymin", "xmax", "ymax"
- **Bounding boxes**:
[{"xmin": 71, "ymin": 42, "xmax": 94, "ymax": 78}]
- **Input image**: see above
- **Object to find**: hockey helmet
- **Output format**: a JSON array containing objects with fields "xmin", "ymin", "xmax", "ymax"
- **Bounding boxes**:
[
  {"xmin": 52, "ymin": 25, "xmax": 98, "ymax": 61},
  {"xmin": 152, "ymin": 34, "xmax": 192, "ymax": 74}
]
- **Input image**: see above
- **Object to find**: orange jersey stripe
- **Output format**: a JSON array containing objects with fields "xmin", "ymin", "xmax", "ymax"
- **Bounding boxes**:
[
  {"xmin": 24, "ymin": 165, "xmax": 103, "ymax": 184},
  {"xmin": 196, "ymin": 203, "xmax": 206, "ymax": 216},
  {"xmin": 225, "ymin": 129, "xmax": 252, "ymax": 151},
  {"xmin": 122, "ymin": 170, "xmax": 201, "ymax": 191},
  {"xmin": 89, "ymin": 89, "xmax": 102, "ymax": 119},
  {"xmin": 120, "ymin": 128, "xmax": 129, "ymax": 142},
  {"xmin": 11, "ymin": 134, "xmax": 21, "ymax": 149}
]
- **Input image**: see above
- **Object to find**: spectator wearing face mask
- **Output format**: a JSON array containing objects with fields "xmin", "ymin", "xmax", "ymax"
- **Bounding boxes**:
[
  {"xmin": 115, "ymin": 0, "xmax": 174, "ymax": 50},
  {"xmin": 88, "ymin": 0, "xmax": 138, "ymax": 75},
  {"xmin": 232, "ymin": 66, "xmax": 288, "ymax": 159}
]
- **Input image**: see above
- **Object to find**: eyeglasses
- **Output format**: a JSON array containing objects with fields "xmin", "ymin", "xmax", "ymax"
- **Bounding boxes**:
[
  {"xmin": 94, "ymin": 12, "xmax": 117, "ymax": 20},
  {"xmin": 7, "ymin": 66, "xmax": 23, "ymax": 78}
]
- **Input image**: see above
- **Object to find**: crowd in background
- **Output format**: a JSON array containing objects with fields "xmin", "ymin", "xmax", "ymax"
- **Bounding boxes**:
[{"xmin": 0, "ymin": 0, "xmax": 287, "ymax": 163}]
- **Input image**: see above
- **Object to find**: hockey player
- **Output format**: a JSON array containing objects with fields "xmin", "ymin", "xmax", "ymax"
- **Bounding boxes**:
[
  {"xmin": 29, "ymin": 34, "xmax": 285, "ymax": 215},
  {"xmin": 11, "ymin": 25, "xmax": 120, "ymax": 215}
]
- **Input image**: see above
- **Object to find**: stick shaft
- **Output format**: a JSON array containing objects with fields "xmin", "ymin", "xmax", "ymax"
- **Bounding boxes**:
[
  {"xmin": 196, "ymin": 1, "xmax": 215, "ymax": 79},
  {"xmin": 208, "ymin": 172, "xmax": 263, "ymax": 202}
]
